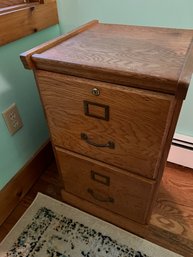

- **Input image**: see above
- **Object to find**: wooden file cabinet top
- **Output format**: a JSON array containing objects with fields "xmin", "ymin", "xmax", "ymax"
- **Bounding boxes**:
[{"xmin": 21, "ymin": 20, "xmax": 193, "ymax": 99}]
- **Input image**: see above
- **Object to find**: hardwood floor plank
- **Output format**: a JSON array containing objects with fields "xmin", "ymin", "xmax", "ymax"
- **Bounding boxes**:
[
  {"xmin": 148, "ymin": 163, "xmax": 193, "ymax": 256},
  {"xmin": 147, "ymin": 225, "xmax": 193, "ymax": 257}
]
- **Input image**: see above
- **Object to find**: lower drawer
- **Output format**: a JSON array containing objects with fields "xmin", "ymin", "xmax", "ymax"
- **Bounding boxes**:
[{"xmin": 55, "ymin": 147, "xmax": 156, "ymax": 224}]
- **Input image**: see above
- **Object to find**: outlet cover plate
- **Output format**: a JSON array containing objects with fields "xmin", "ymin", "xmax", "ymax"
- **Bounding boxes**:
[{"xmin": 2, "ymin": 103, "xmax": 23, "ymax": 135}]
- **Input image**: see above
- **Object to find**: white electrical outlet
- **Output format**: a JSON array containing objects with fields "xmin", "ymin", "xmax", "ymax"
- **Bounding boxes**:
[{"xmin": 2, "ymin": 103, "xmax": 23, "ymax": 135}]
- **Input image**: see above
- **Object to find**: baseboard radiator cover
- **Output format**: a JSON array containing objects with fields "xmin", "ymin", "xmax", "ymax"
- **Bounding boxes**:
[{"xmin": 168, "ymin": 133, "xmax": 193, "ymax": 169}]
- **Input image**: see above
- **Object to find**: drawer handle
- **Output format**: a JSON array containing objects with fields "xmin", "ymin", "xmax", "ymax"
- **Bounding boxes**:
[
  {"xmin": 81, "ymin": 133, "xmax": 115, "ymax": 149},
  {"xmin": 87, "ymin": 188, "xmax": 114, "ymax": 203}
]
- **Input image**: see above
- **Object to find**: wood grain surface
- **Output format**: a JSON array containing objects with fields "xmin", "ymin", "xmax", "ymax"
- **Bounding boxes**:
[
  {"xmin": 0, "ymin": 1, "xmax": 58, "ymax": 46},
  {"xmin": 36, "ymin": 70, "xmax": 174, "ymax": 179},
  {"xmin": 56, "ymin": 147, "xmax": 155, "ymax": 224},
  {"xmin": 150, "ymin": 164, "xmax": 193, "ymax": 237},
  {"xmin": 30, "ymin": 23, "xmax": 193, "ymax": 97},
  {"xmin": 147, "ymin": 163, "xmax": 193, "ymax": 257},
  {"xmin": 20, "ymin": 20, "xmax": 98, "ymax": 69},
  {"xmin": 0, "ymin": 0, "xmax": 24, "ymax": 8}
]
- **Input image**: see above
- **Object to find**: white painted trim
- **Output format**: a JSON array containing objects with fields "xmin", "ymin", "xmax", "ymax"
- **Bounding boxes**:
[
  {"xmin": 168, "ymin": 145, "xmax": 193, "ymax": 168},
  {"xmin": 167, "ymin": 133, "xmax": 193, "ymax": 168},
  {"xmin": 173, "ymin": 133, "xmax": 193, "ymax": 144}
]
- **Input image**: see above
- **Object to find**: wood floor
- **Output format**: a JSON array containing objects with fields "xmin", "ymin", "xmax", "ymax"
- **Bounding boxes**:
[{"xmin": 0, "ymin": 161, "xmax": 193, "ymax": 257}]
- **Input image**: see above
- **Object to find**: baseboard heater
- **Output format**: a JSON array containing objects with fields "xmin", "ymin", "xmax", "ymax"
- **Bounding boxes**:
[{"xmin": 168, "ymin": 133, "xmax": 193, "ymax": 169}]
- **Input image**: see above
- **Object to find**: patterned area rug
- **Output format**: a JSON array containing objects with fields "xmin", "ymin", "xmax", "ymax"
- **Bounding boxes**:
[{"xmin": 0, "ymin": 193, "xmax": 182, "ymax": 257}]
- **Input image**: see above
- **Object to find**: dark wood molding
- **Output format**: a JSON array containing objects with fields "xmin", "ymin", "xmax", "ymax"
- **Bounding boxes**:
[
  {"xmin": 0, "ymin": 140, "xmax": 54, "ymax": 225},
  {"xmin": 0, "ymin": 0, "xmax": 25, "ymax": 9}
]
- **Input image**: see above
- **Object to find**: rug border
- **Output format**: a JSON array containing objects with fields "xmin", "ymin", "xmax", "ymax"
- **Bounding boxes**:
[{"xmin": 0, "ymin": 192, "xmax": 182, "ymax": 257}]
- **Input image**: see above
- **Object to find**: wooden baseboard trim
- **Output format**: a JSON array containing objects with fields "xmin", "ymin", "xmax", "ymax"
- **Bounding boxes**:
[{"xmin": 0, "ymin": 140, "xmax": 54, "ymax": 225}]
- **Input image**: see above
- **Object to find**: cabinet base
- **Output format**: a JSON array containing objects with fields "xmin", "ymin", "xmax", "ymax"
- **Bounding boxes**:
[{"xmin": 61, "ymin": 189, "xmax": 148, "ymax": 238}]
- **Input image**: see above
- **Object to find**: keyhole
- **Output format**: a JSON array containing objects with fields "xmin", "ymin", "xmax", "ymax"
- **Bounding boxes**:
[{"xmin": 91, "ymin": 88, "xmax": 100, "ymax": 96}]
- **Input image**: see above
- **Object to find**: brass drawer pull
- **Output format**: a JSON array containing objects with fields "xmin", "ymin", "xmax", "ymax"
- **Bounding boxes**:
[
  {"xmin": 81, "ymin": 133, "xmax": 115, "ymax": 149},
  {"xmin": 87, "ymin": 188, "xmax": 114, "ymax": 203}
]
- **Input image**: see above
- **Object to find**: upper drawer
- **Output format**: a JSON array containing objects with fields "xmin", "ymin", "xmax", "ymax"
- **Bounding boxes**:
[{"xmin": 36, "ymin": 70, "xmax": 174, "ymax": 179}]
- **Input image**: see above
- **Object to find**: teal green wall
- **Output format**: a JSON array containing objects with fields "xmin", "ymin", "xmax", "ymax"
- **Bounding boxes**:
[
  {"xmin": 0, "ymin": 26, "xmax": 60, "ymax": 190},
  {"xmin": 58, "ymin": 0, "xmax": 193, "ymax": 32},
  {"xmin": 57, "ymin": 0, "xmax": 193, "ymax": 137}
]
